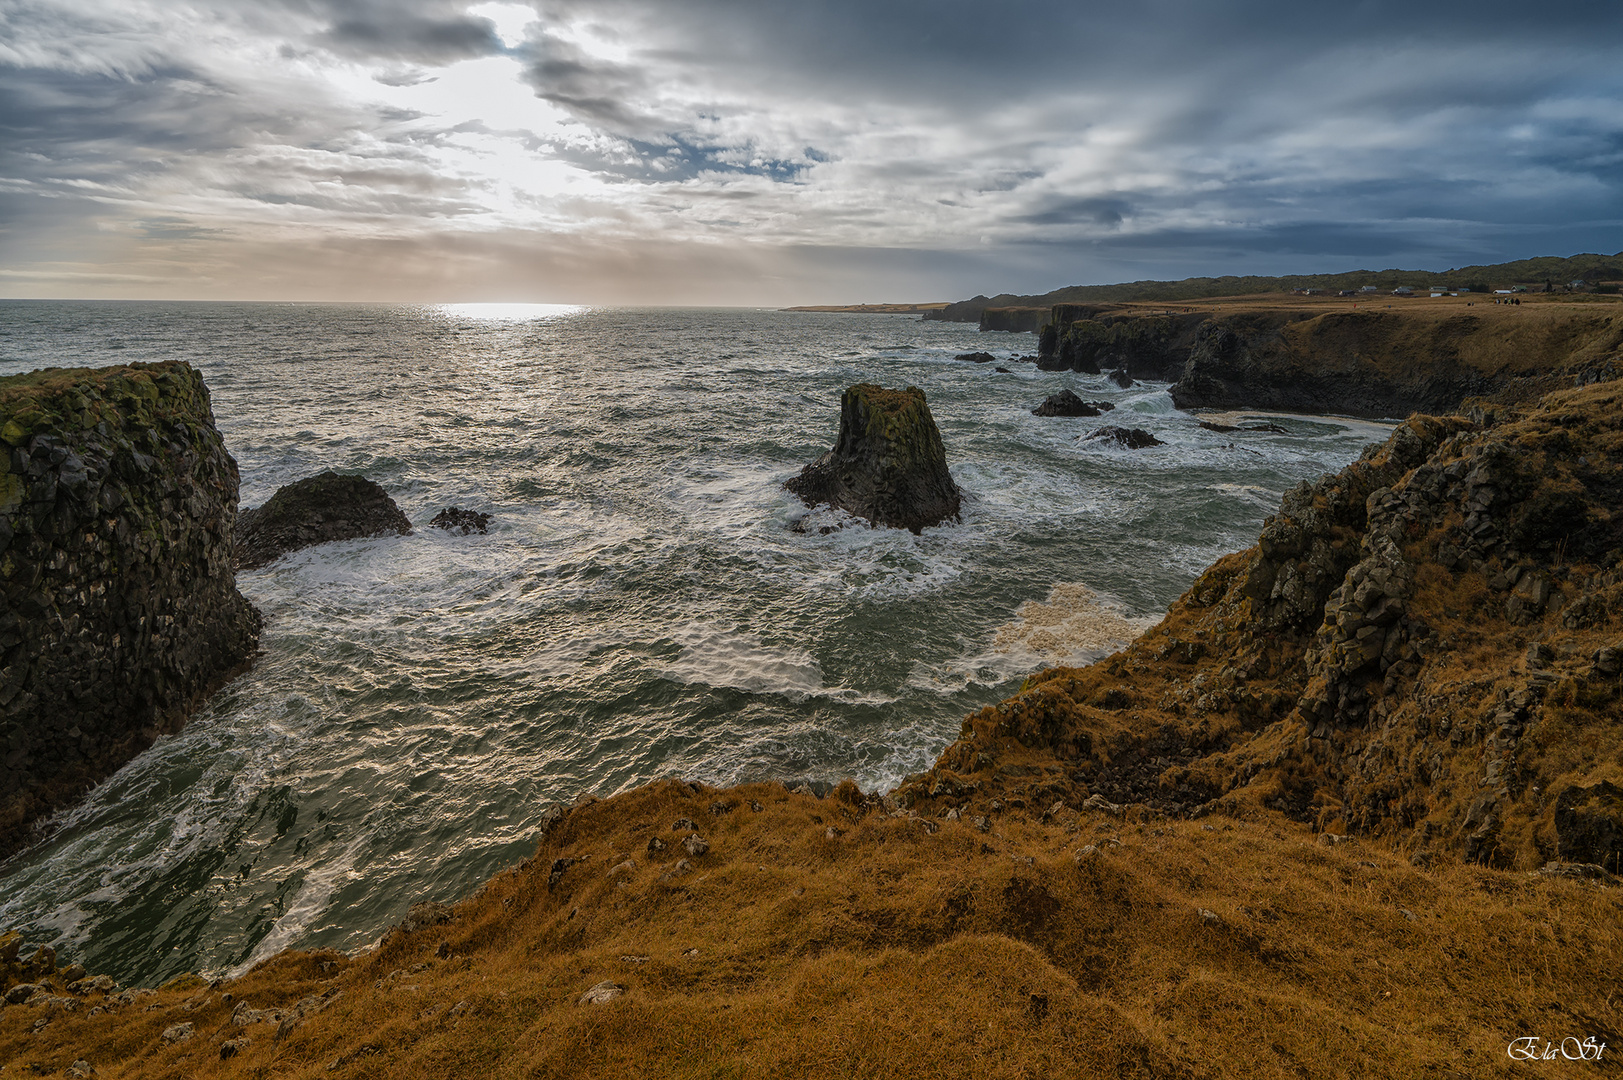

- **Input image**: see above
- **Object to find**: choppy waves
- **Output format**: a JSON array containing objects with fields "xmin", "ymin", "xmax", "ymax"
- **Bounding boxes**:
[{"xmin": 0, "ymin": 301, "xmax": 1387, "ymax": 985}]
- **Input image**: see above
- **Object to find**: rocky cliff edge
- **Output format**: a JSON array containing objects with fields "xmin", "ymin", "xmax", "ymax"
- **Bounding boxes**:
[{"xmin": 0, "ymin": 362, "xmax": 260, "ymax": 856}]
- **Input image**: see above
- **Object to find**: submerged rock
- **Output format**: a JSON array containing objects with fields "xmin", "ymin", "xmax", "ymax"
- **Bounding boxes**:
[
  {"xmin": 428, "ymin": 507, "xmax": 492, "ymax": 535},
  {"xmin": 236, "ymin": 471, "xmax": 412, "ymax": 570},
  {"xmin": 1199, "ymin": 420, "xmax": 1290, "ymax": 434},
  {"xmin": 954, "ymin": 351, "xmax": 997, "ymax": 364},
  {"xmin": 1083, "ymin": 426, "xmax": 1164, "ymax": 449},
  {"xmin": 785, "ymin": 384, "xmax": 962, "ymax": 534},
  {"xmin": 1107, "ymin": 369, "xmax": 1134, "ymax": 389},
  {"xmin": 1031, "ymin": 390, "xmax": 1115, "ymax": 418}
]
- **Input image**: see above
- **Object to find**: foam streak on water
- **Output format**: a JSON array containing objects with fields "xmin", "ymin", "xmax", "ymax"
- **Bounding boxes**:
[{"xmin": 0, "ymin": 302, "xmax": 1386, "ymax": 984}]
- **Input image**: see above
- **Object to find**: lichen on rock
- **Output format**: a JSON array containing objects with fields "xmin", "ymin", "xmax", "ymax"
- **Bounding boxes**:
[{"xmin": 785, "ymin": 384, "xmax": 962, "ymax": 534}]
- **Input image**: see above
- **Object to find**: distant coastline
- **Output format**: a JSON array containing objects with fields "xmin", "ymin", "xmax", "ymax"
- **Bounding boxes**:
[{"xmin": 781, "ymin": 302, "xmax": 949, "ymax": 314}]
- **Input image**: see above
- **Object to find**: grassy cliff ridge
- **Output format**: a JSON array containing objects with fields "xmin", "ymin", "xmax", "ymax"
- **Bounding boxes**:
[
  {"xmin": 920, "ymin": 380, "xmax": 1623, "ymax": 872},
  {"xmin": 928, "ymin": 251, "xmax": 1623, "ymax": 321}
]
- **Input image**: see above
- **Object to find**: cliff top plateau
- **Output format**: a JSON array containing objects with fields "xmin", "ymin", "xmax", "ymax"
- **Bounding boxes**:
[{"xmin": 928, "ymin": 250, "xmax": 1623, "ymax": 322}]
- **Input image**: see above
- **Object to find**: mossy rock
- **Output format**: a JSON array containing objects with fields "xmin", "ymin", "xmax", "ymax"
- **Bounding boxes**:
[{"xmin": 786, "ymin": 384, "xmax": 962, "ymax": 534}]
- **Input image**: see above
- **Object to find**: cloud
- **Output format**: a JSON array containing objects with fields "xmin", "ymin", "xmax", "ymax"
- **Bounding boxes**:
[
  {"xmin": 322, "ymin": 14, "xmax": 502, "ymax": 64},
  {"xmin": 1, "ymin": 0, "xmax": 1621, "ymax": 302}
]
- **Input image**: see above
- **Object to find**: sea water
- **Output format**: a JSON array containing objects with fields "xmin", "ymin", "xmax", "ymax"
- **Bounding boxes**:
[{"xmin": 0, "ymin": 301, "xmax": 1392, "ymax": 985}]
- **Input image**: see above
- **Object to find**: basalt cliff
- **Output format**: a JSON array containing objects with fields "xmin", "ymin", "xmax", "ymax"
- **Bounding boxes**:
[
  {"xmin": 3, "ymin": 372, "xmax": 1622, "ymax": 1078},
  {"xmin": 0, "ymin": 362, "xmax": 260, "ymax": 857},
  {"xmin": 1037, "ymin": 302, "xmax": 1623, "ymax": 419}
]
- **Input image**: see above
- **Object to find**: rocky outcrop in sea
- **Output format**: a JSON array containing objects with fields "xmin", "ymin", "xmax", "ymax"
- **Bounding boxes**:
[
  {"xmin": 785, "ymin": 384, "xmax": 962, "ymax": 534},
  {"xmin": 1031, "ymin": 390, "xmax": 1114, "ymax": 417},
  {"xmin": 235, "ymin": 472, "xmax": 412, "ymax": 570},
  {"xmin": 0, "ymin": 362, "xmax": 260, "ymax": 856}
]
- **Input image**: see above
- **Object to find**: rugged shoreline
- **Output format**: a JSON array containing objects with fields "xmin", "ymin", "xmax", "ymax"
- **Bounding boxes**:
[
  {"xmin": 1030, "ymin": 299, "xmax": 1623, "ymax": 420},
  {"xmin": 3, "ymin": 359, "xmax": 1622, "ymax": 1076}
]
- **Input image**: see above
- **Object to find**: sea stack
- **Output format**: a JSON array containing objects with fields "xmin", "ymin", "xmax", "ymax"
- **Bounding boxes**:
[
  {"xmin": 786, "ymin": 384, "xmax": 962, "ymax": 534},
  {"xmin": 0, "ymin": 361, "xmax": 261, "ymax": 856}
]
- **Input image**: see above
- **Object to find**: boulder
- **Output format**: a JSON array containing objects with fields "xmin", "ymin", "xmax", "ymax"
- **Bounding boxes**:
[
  {"xmin": 1031, "ymin": 390, "xmax": 1114, "ymax": 418},
  {"xmin": 1083, "ymin": 426, "xmax": 1164, "ymax": 449},
  {"xmin": 236, "ymin": 471, "xmax": 412, "ymax": 570},
  {"xmin": 954, "ymin": 351, "xmax": 997, "ymax": 364},
  {"xmin": 428, "ymin": 507, "xmax": 491, "ymax": 535},
  {"xmin": 1107, "ymin": 368, "xmax": 1134, "ymax": 389},
  {"xmin": 1554, "ymin": 781, "xmax": 1622, "ymax": 871},
  {"xmin": 785, "ymin": 384, "xmax": 962, "ymax": 534}
]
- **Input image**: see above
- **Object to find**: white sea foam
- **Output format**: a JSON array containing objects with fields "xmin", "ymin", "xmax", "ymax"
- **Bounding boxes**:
[{"xmin": 914, "ymin": 582, "xmax": 1157, "ymax": 693}]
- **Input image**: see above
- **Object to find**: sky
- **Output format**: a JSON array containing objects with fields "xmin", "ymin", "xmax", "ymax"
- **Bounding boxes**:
[{"xmin": 2, "ymin": 0, "xmax": 1621, "ymax": 304}]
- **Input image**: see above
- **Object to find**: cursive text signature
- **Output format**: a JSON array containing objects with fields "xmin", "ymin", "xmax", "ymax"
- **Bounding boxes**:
[{"xmin": 1508, "ymin": 1037, "xmax": 1607, "ymax": 1062}]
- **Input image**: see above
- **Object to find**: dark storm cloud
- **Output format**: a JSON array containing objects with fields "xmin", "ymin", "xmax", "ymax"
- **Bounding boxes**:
[{"xmin": 322, "ymin": 14, "xmax": 501, "ymax": 63}]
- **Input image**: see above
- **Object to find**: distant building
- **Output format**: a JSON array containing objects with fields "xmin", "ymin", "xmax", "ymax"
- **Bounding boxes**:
[
  {"xmin": 1360, "ymin": 285, "xmax": 1380, "ymax": 293},
  {"xmin": 1495, "ymin": 290, "xmax": 1513, "ymax": 295},
  {"xmin": 1338, "ymin": 290, "xmax": 1357, "ymax": 297},
  {"xmin": 1510, "ymin": 286, "xmax": 1528, "ymax": 293},
  {"xmin": 1570, "ymin": 280, "xmax": 1589, "ymax": 289},
  {"xmin": 1431, "ymin": 289, "xmax": 1450, "ymax": 297},
  {"xmin": 1392, "ymin": 286, "xmax": 1414, "ymax": 296}
]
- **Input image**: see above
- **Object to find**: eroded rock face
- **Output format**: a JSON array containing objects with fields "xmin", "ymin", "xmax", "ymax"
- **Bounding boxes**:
[
  {"xmin": 1554, "ymin": 782, "xmax": 1622, "ymax": 871},
  {"xmin": 786, "ymin": 384, "xmax": 962, "ymax": 534},
  {"xmin": 913, "ymin": 380, "xmax": 1623, "ymax": 868},
  {"xmin": 0, "ymin": 362, "xmax": 260, "ymax": 856},
  {"xmin": 236, "ymin": 471, "xmax": 412, "ymax": 570}
]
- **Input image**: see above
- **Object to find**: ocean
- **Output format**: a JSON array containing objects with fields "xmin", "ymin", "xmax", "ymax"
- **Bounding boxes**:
[{"xmin": 0, "ymin": 301, "xmax": 1392, "ymax": 985}]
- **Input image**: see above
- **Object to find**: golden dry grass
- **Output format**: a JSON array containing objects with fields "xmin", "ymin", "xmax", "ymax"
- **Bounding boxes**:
[{"xmin": 4, "ymin": 781, "xmax": 1619, "ymax": 1078}]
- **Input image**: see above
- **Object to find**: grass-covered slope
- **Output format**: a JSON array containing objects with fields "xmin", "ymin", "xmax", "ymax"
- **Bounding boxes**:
[
  {"xmin": 3, "ymin": 781, "xmax": 1621, "ymax": 1079},
  {"xmin": 920, "ymin": 381, "xmax": 1623, "ymax": 871}
]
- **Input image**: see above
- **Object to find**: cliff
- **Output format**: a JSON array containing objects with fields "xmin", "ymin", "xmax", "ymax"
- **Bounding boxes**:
[
  {"xmin": 1169, "ymin": 307, "xmax": 1623, "ymax": 417},
  {"xmin": 1037, "ymin": 309, "xmax": 1210, "ymax": 379},
  {"xmin": 1025, "ymin": 300, "xmax": 1623, "ymax": 419},
  {"xmin": 926, "ymin": 251, "xmax": 1623, "ymax": 315},
  {"xmin": 918, "ymin": 379, "xmax": 1623, "ymax": 872},
  {"xmin": 0, "ymin": 362, "xmax": 260, "ymax": 857}
]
